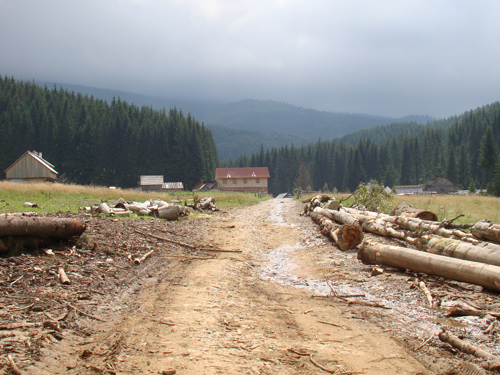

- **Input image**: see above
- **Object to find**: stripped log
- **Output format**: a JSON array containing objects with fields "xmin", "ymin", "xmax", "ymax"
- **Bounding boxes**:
[
  {"xmin": 358, "ymin": 239, "xmax": 500, "ymax": 292},
  {"xmin": 309, "ymin": 211, "xmax": 363, "ymax": 250},
  {"xmin": 157, "ymin": 205, "xmax": 181, "ymax": 220},
  {"xmin": 392, "ymin": 202, "xmax": 438, "ymax": 221},
  {"xmin": 343, "ymin": 207, "xmax": 470, "ymax": 240},
  {"xmin": 472, "ymin": 221, "xmax": 500, "ymax": 243},
  {"xmin": 313, "ymin": 207, "xmax": 360, "ymax": 227},
  {"xmin": 420, "ymin": 235, "xmax": 500, "ymax": 267}
]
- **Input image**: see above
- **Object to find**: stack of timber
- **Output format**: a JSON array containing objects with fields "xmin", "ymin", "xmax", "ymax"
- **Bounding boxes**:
[
  {"xmin": 84, "ymin": 198, "xmax": 189, "ymax": 221},
  {"xmin": 306, "ymin": 197, "xmax": 500, "ymax": 292},
  {"xmin": 0, "ymin": 214, "xmax": 86, "ymax": 253},
  {"xmin": 185, "ymin": 196, "xmax": 219, "ymax": 212}
]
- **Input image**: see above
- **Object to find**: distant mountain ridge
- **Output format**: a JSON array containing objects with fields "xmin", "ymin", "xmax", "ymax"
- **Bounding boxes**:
[{"xmin": 35, "ymin": 81, "xmax": 435, "ymax": 160}]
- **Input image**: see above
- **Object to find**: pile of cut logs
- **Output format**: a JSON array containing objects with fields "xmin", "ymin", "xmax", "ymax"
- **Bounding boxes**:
[
  {"xmin": 85, "ymin": 198, "xmax": 189, "ymax": 220},
  {"xmin": 304, "ymin": 195, "xmax": 500, "ymax": 292},
  {"xmin": 85, "ymin": 196, "xmax": 219, "ymax": 220}
]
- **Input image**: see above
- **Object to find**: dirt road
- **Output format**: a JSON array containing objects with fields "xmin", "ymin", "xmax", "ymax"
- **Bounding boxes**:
[{"xmin": 31, "ymin": 198, "xmax": 435, "ymax": 374}]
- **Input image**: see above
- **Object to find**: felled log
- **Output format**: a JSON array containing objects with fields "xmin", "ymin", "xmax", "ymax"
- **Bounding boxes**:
[
  {"xmin": 472, "ymin": 221, "xmax": 500, "ymax": 243},
  {"xmin": 439, "ymin": 329, "xmax": 500, "ymax": 363},
  {"xmin": 343, "ymin": 207, "xmax": 470, "ymax": 240},
  {"xmin": 157, "ymin": 205, "xmax": 181, "ymax": 220},
  {"xmin": 309, "ymin": 211, "xmax": 363, "ymax": 250},
  {"xmin": 303, "ymin": 194, "xmax": 331, "ymax": 215},
  {"xmin": 358, "ymin": 239, "xmax": 500, "ymax": 292},
  {"xmin": 0, "ymin": 216, "xmax": 86, "ymax": 253},
  {"xmin": 0, "ymin": 216, "xmax": 86, "ymax": 238},
  {"xmin": 98, "ymin": 203, "xmax": 112, "ymax": 216},
  {"xmin": 361, "ymin": 218, "xmax": 419, "ymax": 245},
  {"xmin": 313, "ymin": 207, "xmax": 360, "ymax": 227},
  {"xmin": 420, "ymin": 235, "xmax": 500, "ymax": 267},
  {"xmin": 392, "ymin": 202, "xmax": 438, "ymax": 221}
]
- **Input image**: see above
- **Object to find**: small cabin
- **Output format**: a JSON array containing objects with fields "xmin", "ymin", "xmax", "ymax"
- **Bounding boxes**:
[
  {"xmin": 426, "ymin": 176, "xmax": 462, "ymax": 194},
  {"xmin": 5, "ymin": 151, "xmax": 58, "ymax": 182},
  {"xmin": 140, "ymin": 175, "xmax": 164, "ymax": 191}
]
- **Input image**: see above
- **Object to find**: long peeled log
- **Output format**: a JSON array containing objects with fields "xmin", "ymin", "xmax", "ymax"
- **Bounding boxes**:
[
  {"xmin": 0, "ymin": 216, "xmax": 86, "ymax": 238},
  {"xmin": 472, "ymin": 221, "xmax": 500, "ymax": 243},
  {"xmin": 309, "ymin": 211, "xmax": 363, "ymax": 250},
  {"xmin": 420, "ymin": 235, "xmax": 500, "ymax": 267},
  {"xmin": 358, "ymin": 239, "xmax": 500, "ymax": 292}
]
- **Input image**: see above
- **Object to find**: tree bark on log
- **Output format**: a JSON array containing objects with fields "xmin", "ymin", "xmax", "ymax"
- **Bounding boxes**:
[
  {"xmin": 309, "ymin": 211, "xmax": 363, "ymax": 250},
  {"xmin": 419, "ymin": 235, "xmax": 500, "ymax": 267},
  {"xmin": 358, "ymin": 239, "xmax": 500, "ymax": 292},
  {"xmin": 472, "ymin": 221, "xmax": 500, "ymax": 243},
  {"xmin": 0, "ymin": 217, "xmax": 86, "ymax": 238},
  {"xmin": 438, "ymin": 329, "xmax": 500, "ymax": 362}
]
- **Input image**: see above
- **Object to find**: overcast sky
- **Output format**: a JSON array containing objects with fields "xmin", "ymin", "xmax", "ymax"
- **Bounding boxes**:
[{"xmin": 1, "ymin": 0, "xmax": 499, "ymax": 118}]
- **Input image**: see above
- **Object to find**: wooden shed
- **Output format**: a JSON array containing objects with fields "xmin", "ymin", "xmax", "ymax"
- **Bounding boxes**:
[
  {"xmin": 140, "ymin": 175, "xmax": 164, "ymax": 191},
  {"xmin": 4, "ymin": 151, "xmax": 58, "ymax": 182},
  {"xmin": 425, "ymin": 176, "xmax": 462, "ymax": 194}
]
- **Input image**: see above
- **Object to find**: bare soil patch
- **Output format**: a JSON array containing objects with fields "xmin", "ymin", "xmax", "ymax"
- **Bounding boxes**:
[{"xmin": 1, "ymin": 199, "xmax": 499, "ymax": 374}]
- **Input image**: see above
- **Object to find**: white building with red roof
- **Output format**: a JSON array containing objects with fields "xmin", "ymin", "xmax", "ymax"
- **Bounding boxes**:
[{"xmin": 216, "ymin": 167, "xmax": 270, "ymax": 193}]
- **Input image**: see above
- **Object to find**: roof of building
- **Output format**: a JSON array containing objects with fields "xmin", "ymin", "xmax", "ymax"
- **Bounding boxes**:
[
  {"xmin": 4, "ymin": 150, "xmax": 58, "ymax": 175},
  {"xmin": 140, "ymin": 175, "xmax": 164, "ymax": 185},
  {"xmin": 162, "ymin": 182, "xmax": 183, "ymax": 190},
  {"xmin": 216, "ymin": 167, "xmax": 270, "ymax": 179}
]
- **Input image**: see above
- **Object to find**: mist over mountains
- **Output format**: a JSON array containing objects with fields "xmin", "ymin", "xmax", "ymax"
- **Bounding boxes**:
[{"xmin": 37, "ymin": 81, "xmax": 434, "ymax": 160}]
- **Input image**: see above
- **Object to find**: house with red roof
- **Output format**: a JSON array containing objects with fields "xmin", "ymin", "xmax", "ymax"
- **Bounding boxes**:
[{"xmin": 216, "ymin": 167, "xmax": 270, "ymax": 193}]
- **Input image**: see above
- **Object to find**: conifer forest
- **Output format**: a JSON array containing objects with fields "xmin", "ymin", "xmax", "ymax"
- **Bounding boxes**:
[{"xmin": 2, "ymin": 76, "xmax": 500, "ymax": 196}]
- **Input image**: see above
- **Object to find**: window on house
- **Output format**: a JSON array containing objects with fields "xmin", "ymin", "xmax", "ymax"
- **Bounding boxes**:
[
  {"xmin": 233, "ymin": 179, "xmax": 237, "ymax": 184},
  {"xmin": 256, "ymin": 179, "xmax": 260, "ymax": 183},
  {"xmin": 243, "ymin": 179, "xmax": 247, "ymax": 184},
  {"xmin": 223, "ymin": 180, "xmax": 227, "ymax": 184}
]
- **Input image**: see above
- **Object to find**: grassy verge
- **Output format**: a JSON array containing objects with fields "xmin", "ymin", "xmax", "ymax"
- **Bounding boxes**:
[{"xmin": 0, "ymin": 181, "xmax": 270, "ymax": 215}]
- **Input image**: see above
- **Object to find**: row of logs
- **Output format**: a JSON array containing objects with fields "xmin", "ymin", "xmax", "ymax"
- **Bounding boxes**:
[{"xmin": 304, "ymin": 195, "xmax": 500, "ymax": 292}]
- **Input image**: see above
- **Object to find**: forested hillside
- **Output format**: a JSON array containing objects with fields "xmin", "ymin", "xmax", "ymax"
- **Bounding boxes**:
[
  {"xmin": 0, "ymin": 77, "xmax": 218, "ymax": 188},
  {"xmin": 35, "ymin": 82, "xmax": 433, "ymax": 160},
  {"xmin": 228, "ymin": 102, "xmax": 500, "ymax": 196}
]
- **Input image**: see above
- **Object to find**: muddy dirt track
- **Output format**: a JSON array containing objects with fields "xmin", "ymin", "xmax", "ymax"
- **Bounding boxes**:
[{"xmin": 3, "ymin": 198, "xmax": 500, "ymax": 374}]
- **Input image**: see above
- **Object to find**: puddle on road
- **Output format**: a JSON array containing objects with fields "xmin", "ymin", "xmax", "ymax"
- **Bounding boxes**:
[{"xmin": 261, "ymin": 199, "xmax": 370, "ymax": 298}]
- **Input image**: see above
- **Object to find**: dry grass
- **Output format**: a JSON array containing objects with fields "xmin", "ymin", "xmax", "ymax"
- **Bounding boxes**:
[{"xmin": 393, "ymin": 194, "xmax": 500, "ymax": 224}]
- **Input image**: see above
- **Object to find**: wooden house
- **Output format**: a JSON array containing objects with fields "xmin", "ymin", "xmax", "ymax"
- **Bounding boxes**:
[
  {"xmin": 216, "ymin": 167, "xmax": 270, "ymax": 193},
  {"xmin": 4, "ymin": 151, "xmax": 58, "ymax": 182},
  {"xmin": 140, "ymin": 175, "xmax": 164, "ymax": 191},
  {"xmin": 425, "ymin": 176, "xmax": 462, "ymax": 194}
]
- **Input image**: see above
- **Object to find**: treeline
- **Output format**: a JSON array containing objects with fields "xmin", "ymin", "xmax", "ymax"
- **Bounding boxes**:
[
  {"xmin": 0, "ymin": 76, "xmax": 218, "ymax": 188},
  {"xmin": 227, "ymin": 102, "xmax": 500, "ymax": 196}
]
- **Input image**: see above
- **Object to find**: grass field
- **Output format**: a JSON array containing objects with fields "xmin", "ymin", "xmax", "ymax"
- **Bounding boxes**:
[
  {"xmin": 1, "ymin": 181, "xmax": 499, "ymax": 224},
  {"xmin": 0, "ymin": 181, "xmax": 268, "ymax": 215}
]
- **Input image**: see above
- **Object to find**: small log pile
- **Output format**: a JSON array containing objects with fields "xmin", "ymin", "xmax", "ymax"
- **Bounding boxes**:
[
  {"xmin": 84, "ymin": 198, "xmax": 190, "ymax": 221},
  {"xmin": 305, "ymin": 196, "xmax": 500, "ymax": 292},
  {"xmin": 185, "ymin": 196, "xmax": 219, "ymax": 212}
]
